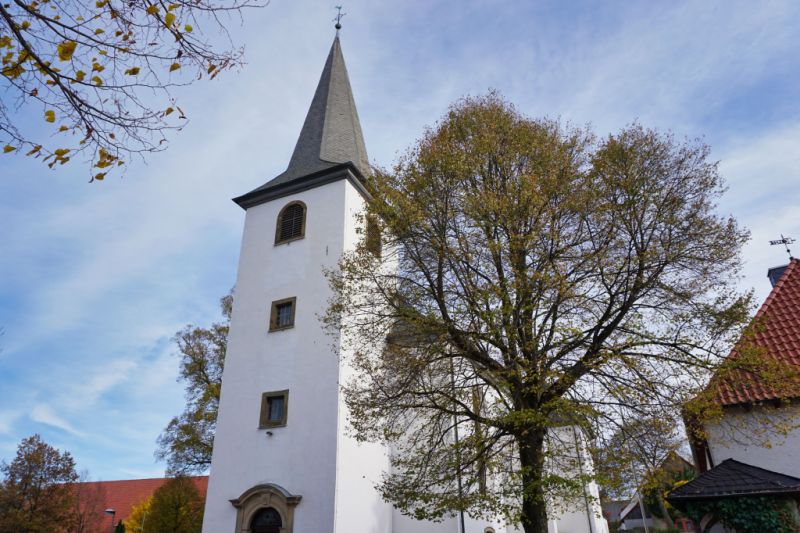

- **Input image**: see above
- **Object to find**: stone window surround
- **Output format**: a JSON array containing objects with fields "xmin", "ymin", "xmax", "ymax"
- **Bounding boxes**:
[
  {"xmin": 259, "ymin": 390, "xmax": 289, "ymax": 429},
  {"xmin": 269, "ymin": 297, "xmax": 296, "ymax": 332},
  {"xmin": 230, "ymin": 483, "xmax": 301, "ymax": 533}
]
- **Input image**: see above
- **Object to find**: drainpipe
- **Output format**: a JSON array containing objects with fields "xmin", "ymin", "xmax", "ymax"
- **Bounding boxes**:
[
  {"xmin": 450, "ymin": 359, "xmax": 467, "ymax": 533},
  {"xmin": 629, "ymin": 463, "xmax": 650, "ymax": 533}
]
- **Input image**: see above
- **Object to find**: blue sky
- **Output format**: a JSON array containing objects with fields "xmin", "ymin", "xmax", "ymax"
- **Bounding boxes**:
[{"xmin": 1, "ymin": 0, "xmax": 799, "ymax": 480}]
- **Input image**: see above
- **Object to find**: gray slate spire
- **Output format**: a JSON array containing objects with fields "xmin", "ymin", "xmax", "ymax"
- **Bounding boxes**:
[{"xmin": 234, "ymin": 35, "xmax": 369, "ymax": 208}]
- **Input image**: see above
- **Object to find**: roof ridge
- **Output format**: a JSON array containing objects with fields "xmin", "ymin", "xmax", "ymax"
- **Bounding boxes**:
[
  {"xmin": 754, "ymin": 258, "xmax": 800, "ymax": 320},
  {"xmin": 722, "ymin": 458, "xmax": 800, "ymax": 484}
]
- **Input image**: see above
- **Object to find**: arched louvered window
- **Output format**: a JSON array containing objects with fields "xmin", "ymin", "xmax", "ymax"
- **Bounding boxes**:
[
  {"xmin": 250, "ymin": 507, "xmax": 282, "ymax": 533},
  {"xmin": 275, "ymin": 201, "xmax": 306, "ymax": 245}
]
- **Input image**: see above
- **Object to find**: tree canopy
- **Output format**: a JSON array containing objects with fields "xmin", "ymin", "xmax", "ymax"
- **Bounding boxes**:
[
  {"xmin": 156, "ymin": 291, "xmax": 230, "ymax": 474},
  {"xmin": 145, "ymin": 476, "xmax": 204, "ymax": 533},
  {"xmin": 325, "ymin": 93, "xmax": 757, "ymax": 533},
  {"xmin": 0, "ymin": 434, "xmax": 79, "ymax": 533},
  {"xmin": 0, "ymin": 0, "xmax": 264, "ymax": 179}
]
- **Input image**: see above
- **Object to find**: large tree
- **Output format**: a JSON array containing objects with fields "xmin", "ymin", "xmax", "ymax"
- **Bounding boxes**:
[
  {"xmin": 145, "ymin": 477, "xmax": 204, "ymax": 533},
  {"xmin": 0, "ymin": 0, "xmax": 265, "ymax": 179},
  {"xmin": 71, "ymin": 470, "xmax": 107, "ymax": 533},
  {"xmin": 325, "ymin": 94, "xmax": 757, "ymax": 532},
  {"xmin": 0, "ymin": 434, "xmax": 79, "ymax": 533},
  {"xmin": 156, "ymin": 291, "xmax": 230, "ymax": 474}
]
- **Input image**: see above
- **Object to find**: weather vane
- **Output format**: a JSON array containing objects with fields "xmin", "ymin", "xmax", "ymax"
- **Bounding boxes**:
[
  {"xmin": 770, "ymin": 234, "xmax": 796, "ymax": 259},
  {"xmin": 334, "ymin": 5, "xmax": 346, "ymax": 30}
]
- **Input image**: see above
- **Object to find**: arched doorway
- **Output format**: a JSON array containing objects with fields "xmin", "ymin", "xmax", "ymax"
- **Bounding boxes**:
[
  {"xmin": 250, "ymin": 507, "xmax": 282, "ymax": 533},
  {"xmin": 231, "ymin": 483, "xmax": 300, "ymax": 533}
]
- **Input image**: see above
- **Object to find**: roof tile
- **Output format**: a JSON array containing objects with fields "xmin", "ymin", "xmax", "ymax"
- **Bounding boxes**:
[{"xmin": 716, "ymin": 259, "xmax": 800, "ymax": 405}]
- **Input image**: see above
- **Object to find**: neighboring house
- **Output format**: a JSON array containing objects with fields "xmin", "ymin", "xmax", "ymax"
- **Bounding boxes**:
[
  {"xmin": 73, "ymin": 476, "xmax": 208, "ymax": 533},
  {"xmin": 616, "ymin": 452, "xmax": 696, "ymax": 532},
  {"xmin": 668, "ymin": 259, "xmax": 800, "ymax": 531},
  {"xmin": 201, "ymin": 26, "xmax": 608, "ymax": 533}
]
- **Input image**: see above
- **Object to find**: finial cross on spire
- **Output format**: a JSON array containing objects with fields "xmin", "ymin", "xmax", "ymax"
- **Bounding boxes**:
[
  {"xmin": 770, "ymin": 234, "xmax": 796, "ymax": 259},
  {"xmin": 334, "ymin": 5, "xmax": 346, "ymax": 30}
]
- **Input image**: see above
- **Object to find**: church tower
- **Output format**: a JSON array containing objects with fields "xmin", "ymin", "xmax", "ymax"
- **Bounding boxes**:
[{"xmin": 202, "ymin": 33, "xmax": 392, "ymax": 533}]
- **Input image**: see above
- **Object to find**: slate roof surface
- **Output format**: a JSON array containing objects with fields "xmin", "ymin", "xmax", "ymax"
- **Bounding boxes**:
[
  {"xmin": 668, "ymin": 459, "xmax": 800, "ymax": 501},
  {"xmin": 240, "ymin": 35, "xmax": 368, "ymax": 201},
  {"xmin": 76, "ymin": 475, "xmax": 208, "ymax": 526},
  {"xmin": 716, "ymin": 258, "xmax": 800, "ymax": 406}
]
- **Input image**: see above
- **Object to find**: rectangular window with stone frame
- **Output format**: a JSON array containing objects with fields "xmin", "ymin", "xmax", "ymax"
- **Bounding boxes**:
[
  {"xmin": 260, "ymin": 390, "xmax": 288, "ymax": 428},
  {"xmin": 269, "ymin": 297, "xmax": 296, "ymax": 331}
]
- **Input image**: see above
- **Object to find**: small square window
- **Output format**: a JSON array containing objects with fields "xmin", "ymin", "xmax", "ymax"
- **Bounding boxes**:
[
  {"xmin": 260, "ymin": 390, "xmax": 288, "ymax": 428},
  {"xmin": 269, "ymin": 297, "xmax": 296, "ymax": 331}
]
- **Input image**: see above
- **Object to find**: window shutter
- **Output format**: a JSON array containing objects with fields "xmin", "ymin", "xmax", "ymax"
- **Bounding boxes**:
[{"xmin": 277, "ymin": 203, "xmax": 305, "ymax": 243}]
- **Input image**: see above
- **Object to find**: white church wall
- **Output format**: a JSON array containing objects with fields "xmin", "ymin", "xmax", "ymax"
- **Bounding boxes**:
[
  {"xmin": 704, "ymin": 403, "xmax": 800, "ymax": 477},
  {"xmin": 546, "ymin": 426, "xmax": 609, "ymax": 533},
  {"xmin": 203, "ymin": 180, "xmax": 353, "ymax": 533},
  {"xmin": 332, "ymin": 180, "xmax": 393, "ymax": 532}
]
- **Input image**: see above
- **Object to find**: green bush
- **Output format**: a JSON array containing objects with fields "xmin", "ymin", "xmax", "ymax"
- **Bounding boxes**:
[{"xmin": 685, "ymin": 495, "xmax": 799, "ymax": 533}]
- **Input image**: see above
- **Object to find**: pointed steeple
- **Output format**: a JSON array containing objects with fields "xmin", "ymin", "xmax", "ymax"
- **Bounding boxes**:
[{"xmin": 235, "ymin": 35, "xmax": 369, "ymax": 208}]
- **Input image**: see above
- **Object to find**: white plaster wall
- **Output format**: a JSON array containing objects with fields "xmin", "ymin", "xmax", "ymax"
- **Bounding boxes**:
[
  {"xmin": 546, "ymin": 426, "xmax": 609, "ymax": 533},
  {"xmin": 203, "ymin": 176, "xmax": 613, "ymax": 533},
  {"xmin": 332, "ymin": 181, "xmax": 393, "ymax": 533},
  {"xmin": 704, "ymin": 404, "xmax": 800, "ymax": 478},
  {"xmin": 203, "ymin": 179, "xmax": 352, "ymax": 533}
]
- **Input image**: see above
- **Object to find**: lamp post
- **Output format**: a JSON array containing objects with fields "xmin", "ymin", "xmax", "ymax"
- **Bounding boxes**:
[{"xmin": 104, "ymin": 508, "xmax": 115, "ymax": 533}]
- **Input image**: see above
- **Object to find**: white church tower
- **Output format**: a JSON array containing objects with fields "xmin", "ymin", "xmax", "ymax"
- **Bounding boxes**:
[
  {"xmin": 202, "ymin": 33, "xmax": 393, "ymax": 533},
  {"xmin": 204, "ymin": 29, "xmax": 609, "ymax": 533}
]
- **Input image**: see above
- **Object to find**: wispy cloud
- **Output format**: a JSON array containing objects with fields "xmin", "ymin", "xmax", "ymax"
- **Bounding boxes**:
[{"xmin": 30, "ymin": 405, "xmax": 85, "ymax": 438}]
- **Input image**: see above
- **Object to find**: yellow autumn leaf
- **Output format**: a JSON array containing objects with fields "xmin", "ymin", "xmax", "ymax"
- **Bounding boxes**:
[
  {"xmin": 44, "ymin": 110, "xmax": 55, "ymax": 122},
  {"xmin": 94, "ymin": 172, "xmax": 107, "ymax": 180},
  {"xmin": 3, "ymin": 145, "xmax": 15, "ymax": 153},
  {"xmin": 165, "ymin": 107, "xmax": 174, "ymax": 115},
  {"xmin": 96, "ymin": 0, "xmax": 107, "ymax": 7},
  {"xmin": 92, "ymin": 61, "xmax": 104, "ymax": 72},
  {"xmin": 91, "ymin": 75, "xmax": 102, "ymax": 86},
  {"xmin": 184, "ymin": 24, "xmax": 193, "ymax": 33},
  {"xmin": 21, "ymin": 20, "xmax": 30, "ymax": 30},
  {"xmin": 57, "ymin": 40, "xmax": 77, "ymax": 61},
  {"xmin": 54, "ymin": 148, "xmax": 70, "ymax": 156},
  {"xmin": 164, "ymin": 12, "xmax": 176, "ymax": 27},
  {"xmin": 169, "ymin": 62, "xmax": 180, "ymax": 72},
  {"xmin": 146, "ymin": 4, "xmax": 157, "ymax": 15},
  {"xmin": 58, "ymin": 125, "xmax": 69, "ymax": 132},
  {"xmin": 168, "ymin": 3, "xmax": 180, "ymax": 10},
  {"xmin": 95, "ymin": 28, "xmax": 105, "ymax": 35},
  {"xmin": 1, "ymin": 64, "xmax": 25, "ymax": 79},
  {"xmin": 26, "ymin": 145, "xmax": 41, "ymax": 156},
  {"xmin": 98, "ymin": 50, "xmax": 108, "ymax": 56},
  {"xmin": 124, "ymin": 66, "xmax": 140, "ymax": 75},
  {"xmin": 75, "ymin": 70, "xmax": 86, "ymax": 81}
]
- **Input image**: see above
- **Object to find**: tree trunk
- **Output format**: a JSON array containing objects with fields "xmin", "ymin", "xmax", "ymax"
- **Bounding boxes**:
[{"xmin": 518, "ymin": 432, "xmax": 550, "ymax": 533}]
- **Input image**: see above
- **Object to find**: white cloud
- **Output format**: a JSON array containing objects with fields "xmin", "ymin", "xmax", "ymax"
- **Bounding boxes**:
[{"xmin": 30, "ymin": 405, "xmax": 85, "ymax": 438}]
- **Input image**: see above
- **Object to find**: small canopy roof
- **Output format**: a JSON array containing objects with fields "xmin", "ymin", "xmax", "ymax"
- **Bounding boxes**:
[{"xmin": 668, "ymin": 459, "xmax": 800, "ymax": 507}]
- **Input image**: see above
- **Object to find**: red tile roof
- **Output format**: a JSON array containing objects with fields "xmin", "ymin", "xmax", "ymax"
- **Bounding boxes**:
[
  {"xmin": 716, "ymin": 258, "xmax": 800, "ymax": 405},
  {"xmin": 77, "ymin": 475, "xmax": 208, "ymax": 529}
]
